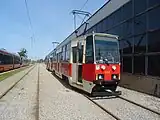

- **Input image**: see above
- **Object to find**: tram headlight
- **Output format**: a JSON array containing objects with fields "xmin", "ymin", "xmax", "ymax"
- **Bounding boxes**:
[
  {"xmin": 98, "ymin": 74, "xmax": 104, "ymax": 80},
  {"xmin": 113, "ymin": 75, "xmax": 117, "ymax": 79},
  {"xmin": 101, "ymin": 65, "xmax": 106, "ymax": 70},
  {"xmin": 112, "ymin": 74, "xmax": 118, "ymax": 80},
  {"xmin": 112, "ymin": 66, "xmax": 116, "ymax": 71},
  {"xmin": 96, "ymin": 65, "xmax": 100, "ymax": 70}
]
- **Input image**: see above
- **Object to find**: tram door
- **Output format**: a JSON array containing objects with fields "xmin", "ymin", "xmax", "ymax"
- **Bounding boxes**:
[
  {"xmin": 77, "ymin": 42, "xmax": 83, "ymax": 83},
  {"xmin": 72, "ymin": 41, "xmax": 84, "ymax": 84},
  {"xmin": 56, "ymin": 53, "xmax": 59, "ymax": 72}
]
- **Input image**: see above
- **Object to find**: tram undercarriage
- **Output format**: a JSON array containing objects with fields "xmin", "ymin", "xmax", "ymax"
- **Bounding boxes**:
[{"xmin": 91, "ymin": 80, "xmax": 121, "ymax": 97}]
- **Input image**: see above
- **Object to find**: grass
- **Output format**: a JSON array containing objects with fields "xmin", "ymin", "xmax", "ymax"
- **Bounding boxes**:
[{"xmin": 0, "ymin": 66, "xmax": 31, "ymax": 81}]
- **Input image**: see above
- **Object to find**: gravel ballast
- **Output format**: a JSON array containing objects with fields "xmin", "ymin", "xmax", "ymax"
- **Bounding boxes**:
[
  {"xmin": 39, "ymin": 64, "xmax": 115, "ymax": 120},
  {"xmin": 0, "ymin": 65, "xmax": 38, "ymax": 120},
  {"xmin": 0, "ymin": 63, "xmax": 159, "ymax": 120},
  {"xmin": 0, "ymin": 65, "xmax": 34, "ymax": 98},
  {"xmin": 95, "ymin": 97, "xmax": 160, "ymax": 120},
  {"xmin": 117, "ymin": 86, "xmax": 160, "ymax": 114}
]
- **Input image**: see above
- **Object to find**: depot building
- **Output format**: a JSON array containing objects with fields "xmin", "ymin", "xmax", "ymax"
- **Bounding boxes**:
[{"xmin": 57, "ymin": 0, "xmax": 160, "ymax": 96}]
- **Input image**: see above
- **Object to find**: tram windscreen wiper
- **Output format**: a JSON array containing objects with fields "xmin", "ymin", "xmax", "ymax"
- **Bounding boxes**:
[{"xmin": 103, "ymin": 58, "xmax": 109, "ymax": 64}]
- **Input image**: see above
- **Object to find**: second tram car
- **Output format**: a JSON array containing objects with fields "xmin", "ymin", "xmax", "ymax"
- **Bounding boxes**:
[
  {"xmin": 0, "ymin": 49, "xmax": 21, "ymax": 72},
  {"xmin": 46, "ymin": 33, "xmax": 121, "ymax": 96}
]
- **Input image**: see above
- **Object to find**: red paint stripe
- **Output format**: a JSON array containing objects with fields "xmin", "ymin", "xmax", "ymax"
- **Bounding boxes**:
[{"xmin": 51, "ymin": 62, "xmax": 72, "ymax": 77}]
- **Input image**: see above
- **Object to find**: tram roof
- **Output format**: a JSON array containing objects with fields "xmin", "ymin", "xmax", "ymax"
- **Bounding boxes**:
[
  {"xmin": 0, "ymin": 49, "xmax": 11, "ymax": 55},
  {"xmin": 46, "ymin": 48, "xmax": 56, "ymax": 58},
  {"xmin": 0, "ymin": 49, "xmax": 20, "ymax": 57},
  {"xmin": 55, "ymin": 32, "xmax": 118, "ymax": 49},
  {"xmin": 45, "ymin": 32, "xmax": 119, "ymax": 57}
]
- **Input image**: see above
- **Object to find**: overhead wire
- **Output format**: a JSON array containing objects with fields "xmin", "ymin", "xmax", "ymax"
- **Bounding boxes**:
[
  {"xmin": 79, "ymin": 0, "xmax": 89, "ymax": 11},
  {"xmin": 79, "ymin": 0, "xmax": 90, "ymax": 26},
  {"xmin": 24, "ymin": 0, "xmax": 35, "ymax": 48}
]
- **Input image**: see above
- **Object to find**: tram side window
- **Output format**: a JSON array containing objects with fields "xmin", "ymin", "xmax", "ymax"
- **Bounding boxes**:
[
  {"xmin": 17, "ymin": 57, "xmax": 19, "ymax": 64},
  {"xmin": 3, "ymin": 55, "xmax": 12, "ymax": 64},
  {"xmin": 65, "ymin": 43, "xmax": 70, "ymax": 62},
  {"xmin": 78, "ymin": 45, "xmax": 83, "ymax": 63},
  {"xmin": 14, "ymin": 56, "xmax": 17, "ymax": 64},
  {"xmin": 56, "ymin": 54, "xmax": 58, "ymax": 62},
  {"xmin": 59, "ymin": 53, "xmax": 62, "ymax": 61},
  {"xmin": 85, "ymin": 36, "xmax": 94, "ymax": 63},
  {"xmin": 3, "ymin": 55, "xmax": 8, "ymax": 64},
  {"xmin": 10, "ymin": 56, "xmax": 13, "ymax": 64},
  {"xmin": 62, "ymin": 46, "xmax": 65, "ymax": 61},
  {"xmin": 0, "ymin": 53, "xmax": 3, "ymax": 64},
  {"xmin": 15, "ymin": 57, "xmax": 17, "ymax": 64},
  {"xmin": 72, "ymin": 47, "xmax": 77, "ymax": 63},
  {"xmin": 66, "ymin": 50, "xmax": 70, "ymax": 62},
  {"xmin": 5, "ymin": 55, "xmax": 9, "ymax": 64},
  {"xmin": 53, "ymin": 52, "xmax": 56, "ymax": 61}
]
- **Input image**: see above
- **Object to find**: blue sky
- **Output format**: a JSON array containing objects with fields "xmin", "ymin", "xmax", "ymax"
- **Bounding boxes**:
[{"xmin": 0, "ymin": 0, "xmax": 107, "ymax": 60}]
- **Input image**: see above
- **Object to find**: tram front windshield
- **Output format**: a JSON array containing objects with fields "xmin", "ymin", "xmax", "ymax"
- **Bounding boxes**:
[{"xmin": 95, "ymin": 36, "xmax": 120, "ymax": 64}]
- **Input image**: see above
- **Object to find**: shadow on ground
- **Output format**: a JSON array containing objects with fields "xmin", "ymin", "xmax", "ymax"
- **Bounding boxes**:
[{"xmin": 48, "ymin": 70, "xmax": 118, "ymax": 100}]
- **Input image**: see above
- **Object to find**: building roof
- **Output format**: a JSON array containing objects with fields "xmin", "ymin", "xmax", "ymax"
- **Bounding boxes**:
[{"xmin": 46, "ymin": 0, "xmax": 130, "ymax": 57}]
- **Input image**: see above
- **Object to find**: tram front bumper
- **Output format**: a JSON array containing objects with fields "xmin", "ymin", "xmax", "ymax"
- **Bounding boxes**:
[
  {"xmin": 93, "ymin": 79, "xmax": 120, "ymax": 85},
  {"xmin": 92, "ymin": 79, "xmax": 121, "ymax": 96},
  {"xmin": 91, "ymin": 91, "xmax": 122, "ymax": 97}
]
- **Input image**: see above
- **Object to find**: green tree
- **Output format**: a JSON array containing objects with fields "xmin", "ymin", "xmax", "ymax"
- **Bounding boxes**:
[{"xmin": 18, "ymin": 48, "xmax": 28, "ymax": 58}]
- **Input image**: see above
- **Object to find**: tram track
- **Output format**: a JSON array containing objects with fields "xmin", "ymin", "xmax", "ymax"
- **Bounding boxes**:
[
  {"xmin": 118, "ymin": 96, "xmax": 160, "ymax": 116},
  {"xmin": 36, "ymin": 64, "xmax": 40, "ymax": 120},
  {"xmin": 52, "ymin": 73, "xmax": 121, "ymax": 120},
  {"xmin": 84, "ymin": 94, "xmax": 160, "ymax": 120},
  {"xmin": 84, "ymin": 94, "xmax": 121, "ymax": 120},
  {"xmin": 0, "ymin": 65, "xmax": 35, "ymax": 100},
  {"xmin": 90, "ymin": 94, "xmax": 160, "ymax": 116},
  {"xmin": 51, "ymin": 72, "xmax": 160, "ymax": 119}
]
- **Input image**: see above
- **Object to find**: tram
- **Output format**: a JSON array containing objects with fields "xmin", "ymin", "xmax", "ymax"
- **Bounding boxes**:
[
  {"xmin": 46, "ymin": 33, "xmax": 121, "ymax": 96},
  {"xmin": 0, "ymin": 49, "xmax": 21, "ymax": 72}
]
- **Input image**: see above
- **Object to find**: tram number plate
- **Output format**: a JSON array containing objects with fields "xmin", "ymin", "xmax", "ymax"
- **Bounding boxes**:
[{"xmin": 105, "ymin": 71, "xmax": 110, "ymax": 74}]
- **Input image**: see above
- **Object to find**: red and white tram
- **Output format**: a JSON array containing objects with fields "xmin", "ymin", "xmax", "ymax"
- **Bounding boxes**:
[
  {"xmin": 46, "ymin": 33, "xmax": 121, "ymax": 96},
  {"xmin": 0, "ymin": 49, "xmax": 21, "ymax": 72}
]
